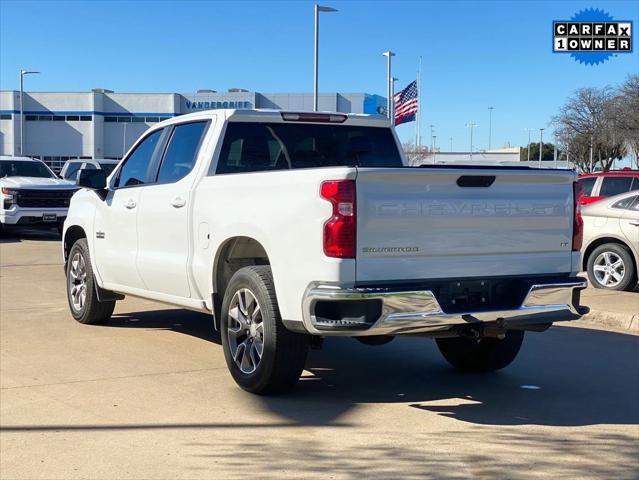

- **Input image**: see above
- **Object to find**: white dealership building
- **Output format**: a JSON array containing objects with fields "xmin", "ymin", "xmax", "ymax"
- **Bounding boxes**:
[{"xmin": 0, "ymin": 89, "xmax": 386, "ymax": 171}]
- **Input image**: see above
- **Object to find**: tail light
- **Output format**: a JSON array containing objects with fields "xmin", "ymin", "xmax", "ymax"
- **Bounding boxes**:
[
  {"xmin": 320, "ymin": 180, "xmax": 356, "ymax": 258},
  {"xmin": 572, "ymin": 181, "xmax": 584, "ymax": 251}
]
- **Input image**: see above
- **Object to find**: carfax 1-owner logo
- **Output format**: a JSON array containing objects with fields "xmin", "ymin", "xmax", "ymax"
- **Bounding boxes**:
[{"xmin": 553, "ymin": 8, "xmax": 633, "ymax": 65}]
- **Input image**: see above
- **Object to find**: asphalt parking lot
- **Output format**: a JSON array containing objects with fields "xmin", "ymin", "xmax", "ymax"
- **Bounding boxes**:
[{"xmin": 1, "ymin": 228, "xmax": 638, "ymax": 480}]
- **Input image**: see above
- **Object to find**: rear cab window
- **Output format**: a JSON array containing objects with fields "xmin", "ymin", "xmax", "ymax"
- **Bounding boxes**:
[{"xmin": 214, "ymin": 122, "xmax": 402, "ymax": 175}]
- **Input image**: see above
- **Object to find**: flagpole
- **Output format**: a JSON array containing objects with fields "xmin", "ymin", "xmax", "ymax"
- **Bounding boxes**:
[{"xmin": 416, "ymin": 56, "xmax": 422, "ymax": 148}]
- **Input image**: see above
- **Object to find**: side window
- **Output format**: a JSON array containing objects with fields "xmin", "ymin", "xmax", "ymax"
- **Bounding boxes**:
[
  {"xmin": 599, "ymin": 177, "xmax": 634, "ymax": 197},
  {"xmin": 216, "ymin": 123, "xmax": 286, "ymax": 174},
  {"xmin": 578, "ymin": 177, "xmax": 597, "ymax": 196},
  {"xmin": 611, "ymin": 195, "xmax": 638, "ymax": 210},
  {"xmin": 63, "ymin": 162, "xmax": 82, "ymax": 180},
  {"xmin": 83, "ymin": 163, "xmax": 97, "ymax": 170},
  {"xmin": 115, "ymin": 130, "xmax": 163, "ymax": 188},
  {"xmin": 156, "ymin": 122, "xmax": 208, "ymax": 183}
]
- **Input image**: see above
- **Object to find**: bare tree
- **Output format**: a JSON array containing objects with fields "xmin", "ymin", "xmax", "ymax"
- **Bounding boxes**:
[
  {"xmin": 611, "ymin": 74, "xmax": 639, "ymax": 168},
  {"xmin": 401, "ymin": 140, "xmax": 431, "ymax": 166},
  {"xmin": 553, "ymin": 87, "xmax": 626, "ymax": 172}
]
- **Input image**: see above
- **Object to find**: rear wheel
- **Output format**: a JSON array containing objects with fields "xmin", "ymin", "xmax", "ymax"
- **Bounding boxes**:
[
  {"xmin": 436, "ymin": 330, "xmax": 524, "ymax": 372},
  {"xmin": 221, "ymin": 266, "xmax": 309, "ymax": 394},
  {"xmin": 587, "ymin": 243, "xmax": 636, "ymax": 291},
  {"xmin": 66, "ymin": 238, "xmax": 115, "ymax": 324}
]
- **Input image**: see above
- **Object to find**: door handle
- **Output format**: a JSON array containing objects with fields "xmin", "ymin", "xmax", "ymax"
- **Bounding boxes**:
[
  {"xmin": 171, "ymin": 197, "xmax": 186, "ymax": 208},
  {"xmin": 124, "ymin": 199, "xmax": 136, "ymax": 209},
  {"xmin": 630, "ymin": 222, "xmax": 639, "ymax": 227}
]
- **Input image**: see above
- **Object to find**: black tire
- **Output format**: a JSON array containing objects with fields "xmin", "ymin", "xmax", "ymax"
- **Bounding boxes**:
[
  {"xmin": 587, "ymin": 243, "xmax": 636, "ymax": 291},
  {"xmin": 66, "ymin": 238, "xmax": 115, "ymax": 324},
  {"xmin": 356, "ymin": 335, "xmax": 395, "ymax": 346},
  {"xmin": 436, "ymin": 330, "xmax": 524, "ymax": 372},
  {"xmin": 220, "ymin": 266, "xmax": 309, "ymax": 394}
]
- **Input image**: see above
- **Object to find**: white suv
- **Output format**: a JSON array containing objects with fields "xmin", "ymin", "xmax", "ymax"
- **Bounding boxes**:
[{"xmin": 1, "ymin": 156, "xmax": 77, "ymax": 234}]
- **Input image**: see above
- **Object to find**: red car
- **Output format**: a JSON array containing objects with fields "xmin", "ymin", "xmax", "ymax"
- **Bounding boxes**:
[{"xmin": 578, "ymin": 169, "xmax": 639, "ymax": 205}]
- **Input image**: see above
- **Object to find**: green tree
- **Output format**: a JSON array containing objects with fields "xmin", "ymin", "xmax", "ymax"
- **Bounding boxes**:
[{"xmin": 520, "ymin": 142, "xmax": 557, "ymax": 162}]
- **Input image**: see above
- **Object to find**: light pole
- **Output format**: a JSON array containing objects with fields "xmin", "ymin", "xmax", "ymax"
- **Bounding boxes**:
[
  {"xmin": 382, "ymin": 51, "xmax": 395, "ymax": 121},
  {"xmin": 429, "ymin": 124, "xmax": 434, "ymax": 151},
  {"xmin": 467, "ymin": 122, "xmax": 478, "ymax": 161},
  {"xmin": 19, "ymin": 69, "xmax": 40, "ymax": 155},
  {"xmin": 539, "ymin": 128, "xmax": 545, "ymax": 166},
  {"xmin": 524, "ymin": 128, "xmax": 533, "ymax": 162},
  {"xmin": 450, "ymin": 137, "xmax": 453, "ymax": 152},
  {"xmin": 313, "ymin": 4, "xmax": 338, "ymax": 112},
  {"xmin": 432, "ymin": 135, "xmax": 437, "ymax": 163},
  {"xmin": 488, "ymin": 106, "xmax": 494, "ymax": 150}
]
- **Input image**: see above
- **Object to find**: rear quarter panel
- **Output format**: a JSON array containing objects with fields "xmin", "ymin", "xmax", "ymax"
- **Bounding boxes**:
[{"xmin": 190, "ymin": 167, "xmax": 357, "ymax": 322}]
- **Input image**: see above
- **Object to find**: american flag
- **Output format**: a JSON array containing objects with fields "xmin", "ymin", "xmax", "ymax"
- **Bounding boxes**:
[{"xmin": 393, "ymin": 80, "xmax": 418, "ymax": 126}]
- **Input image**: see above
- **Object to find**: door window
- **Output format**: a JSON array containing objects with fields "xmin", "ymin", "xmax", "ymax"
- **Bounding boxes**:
[
  {"xmin": 115, "ymin": 130, "xmax": 163, "ymax": 188},
  {"xmin": 599, "ymin": 176, "xmax": 634, "ymax": 197},
  {"xmin": 156, "ymin": 122, "xmax": 208, "ymax": 183},
  {"xmin": 578, "ymin": 177, "xmax": 597, "ymax": 196}
]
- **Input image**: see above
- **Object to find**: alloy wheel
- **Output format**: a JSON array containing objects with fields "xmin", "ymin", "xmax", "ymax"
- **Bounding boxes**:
[
  {"xmin": 227, "ymin": 288, "xmax": 264, "ymax": 374},
  {"xmin": 593, "ymin": 251, "xmax": 625, "ymax": 288},
  {"xmin": 68, "ymin": 252, "xmax": 88, "ymax": 311}
]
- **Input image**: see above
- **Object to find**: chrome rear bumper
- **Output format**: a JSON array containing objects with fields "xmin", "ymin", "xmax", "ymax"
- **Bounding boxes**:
[{"xmin": 302, "ymin": 278, "xmax": 588, "ymax": 336}]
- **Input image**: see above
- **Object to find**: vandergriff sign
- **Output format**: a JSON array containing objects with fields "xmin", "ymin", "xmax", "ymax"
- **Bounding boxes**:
[{"xmin": 180, "ymin": 92, "xmax": 256, "ymax": 112}]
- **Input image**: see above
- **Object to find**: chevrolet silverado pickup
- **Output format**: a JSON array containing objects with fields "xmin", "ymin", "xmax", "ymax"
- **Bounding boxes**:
[
  {"xmin": 62, "ymin": 109, "xmax": 588, "ymax": 394},
  {"xmin": 1, "ymin": 156, "xmax": 77, "ymax": 234}
]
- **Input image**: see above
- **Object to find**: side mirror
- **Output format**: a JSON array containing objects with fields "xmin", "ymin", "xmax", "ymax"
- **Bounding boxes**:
[{"xmin": 77, "ymin": 169, "xmax": 107, "ymax": 190}]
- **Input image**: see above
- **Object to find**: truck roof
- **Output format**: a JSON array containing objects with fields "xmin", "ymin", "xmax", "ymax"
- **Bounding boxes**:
[
  {"xmin": 0, "ymin": 155, "xmax": 41, "ymax": 162},
  {"xmin": 156, "ymin": 109, "xmax": 391, "ymax": 128}
]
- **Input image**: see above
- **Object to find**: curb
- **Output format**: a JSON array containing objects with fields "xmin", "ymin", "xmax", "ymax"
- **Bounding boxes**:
[{"xmin": 579, "ymin": 309, "xmax": 639, "ymax": 332}]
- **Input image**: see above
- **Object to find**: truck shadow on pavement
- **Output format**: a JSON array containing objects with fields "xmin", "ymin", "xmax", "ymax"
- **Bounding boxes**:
[
  {"xmin": 105, "ymin": 308, "xmax": 639, "ymax": 429},
  {"xmin": 0, "ymin": 227, "xmax": 60, "ymax": 243},
  {"xmin": 108, "ymin": 309, "xmax": 222, "ymax": 344}
]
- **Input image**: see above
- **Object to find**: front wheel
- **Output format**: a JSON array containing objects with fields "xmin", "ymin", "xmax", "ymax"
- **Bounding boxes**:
[
  {"xmin": 66, "ymin": 238, "xmax": 115, "ymax": 324},
  {"xmin": 221, "ymin": 266, "xmax": 309, "ymax": 394},
  {"xmin": 436, "ymin": 330, "xmax": 524, "ymax": 372}
]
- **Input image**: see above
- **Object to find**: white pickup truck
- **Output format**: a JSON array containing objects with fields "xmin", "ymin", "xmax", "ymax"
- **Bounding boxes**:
[
  {"xmin": 63, "ymin": 109, "xmax": 588, "ymax": 394},
  {"xmin": 1, "ymin": 156, "xmax": 77, "ymax": 234}
]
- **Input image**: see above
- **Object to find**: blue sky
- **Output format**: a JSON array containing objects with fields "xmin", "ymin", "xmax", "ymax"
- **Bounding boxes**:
[{"xmin": 1, "ymin": 0, "xmax": 637, "ymax": 150}]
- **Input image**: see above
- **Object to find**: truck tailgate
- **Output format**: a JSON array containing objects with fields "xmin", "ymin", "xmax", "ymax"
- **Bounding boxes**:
[{"xmin": 355, "ymin": 167, "xmax": 576, "ymax": 282}]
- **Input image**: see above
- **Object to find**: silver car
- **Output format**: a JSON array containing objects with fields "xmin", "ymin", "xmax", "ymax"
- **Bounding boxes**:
[{"xmin": 581, "ymin": 190, "xmax": 639, "ymax": 291}]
